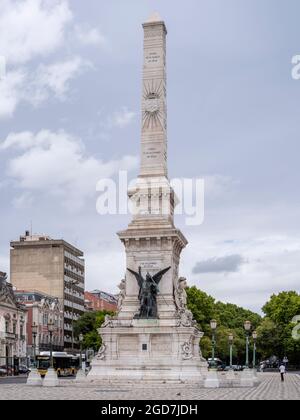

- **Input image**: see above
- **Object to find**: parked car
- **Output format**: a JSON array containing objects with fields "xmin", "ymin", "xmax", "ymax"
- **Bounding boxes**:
[
  {"xmin": 18, "ymin": 365, "xmax": 31, "ymax": 375},
  {"xmin": 208, "ymin": 358, "xmax": 224, "ymax": 369},
  {"xmin": 0, "ymin": 365, "xmax": 14, "ymax": 376},
  {"xmin": 224, "ymin": 365, "xmax": 244, "ymax": 372},
  {"xmin": 0, "ymin": 367, "xmax": 7, "ymax": 376}
]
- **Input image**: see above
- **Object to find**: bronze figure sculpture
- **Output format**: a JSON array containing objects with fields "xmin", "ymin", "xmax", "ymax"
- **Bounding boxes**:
[{"xmin": 127, "ymin": 266, "xmax": 171, "ymax": 319}]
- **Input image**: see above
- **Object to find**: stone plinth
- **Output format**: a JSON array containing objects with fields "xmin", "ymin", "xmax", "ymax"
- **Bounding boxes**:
[
  {"xmin": 26, "ymin": 368, "xmax": 43, "ymax": 386},
  {"xmin": 204, "ymin": 370, "xmax": 220, "ymax": 388},
  {"xmin": 88, "ymin": 321, "xmax": 207, "ymax": 384},
  {"xmin": 42, "ymin": 368, "xmax": 59, "ymax": 387}
]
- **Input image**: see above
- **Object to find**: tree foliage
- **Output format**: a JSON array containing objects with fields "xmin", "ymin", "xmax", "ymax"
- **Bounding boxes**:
[
  {"xmin": 260, "ymin": 292, "xmax": 300, "ymax": 364},
  {"xmin": 187, "ymin": 287, "xmax": 300, "ymax": 366},
  {"xmin": 74, "ymin": 310, "xmax": 115, "ymax": 351},
  {"xmin": 186, "ymin": 286, "xmax": 262, "ymax": 363}
]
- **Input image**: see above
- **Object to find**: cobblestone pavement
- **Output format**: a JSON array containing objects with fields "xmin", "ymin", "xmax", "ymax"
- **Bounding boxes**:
[{"xmin": 0, "ymin": 373, "xmax": 299, "ymax": 400}]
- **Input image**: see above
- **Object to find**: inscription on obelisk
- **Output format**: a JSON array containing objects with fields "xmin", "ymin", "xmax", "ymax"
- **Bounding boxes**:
[{"xmin": 141, "ymin": 16, "xmax": 168, "ymax": 178}]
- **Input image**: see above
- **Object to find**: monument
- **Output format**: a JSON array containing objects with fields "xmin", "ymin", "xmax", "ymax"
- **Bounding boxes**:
[{"xmin": 88, "ymin": 13, "xmax": 208, "ymax": 383}]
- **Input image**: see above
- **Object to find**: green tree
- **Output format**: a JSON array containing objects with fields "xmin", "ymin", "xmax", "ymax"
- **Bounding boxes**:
[
  {"xmin": 74, "ymin": 310, "xmax": 115, "ymax": 351},
  {"xmin": 186, "ymin": 286, "xmax": 215, "ymax": 333},
  {"xmin": 256, "ymin": 318, "xmax": 281, "ymax": 360},
  {"xmin": 261, "ymin": 291, "xmax": 300, "ymax": 364},
  {"xmin": 214, "ymin": 301, "xmax": 261, "ymax": 331},
  {"xmin": 186, "ymin": 285, "xmax": 262, "ymax": 365},
  {"xmin": 262, "ymin": 291, "xmax": 300, "ymax": 325}
]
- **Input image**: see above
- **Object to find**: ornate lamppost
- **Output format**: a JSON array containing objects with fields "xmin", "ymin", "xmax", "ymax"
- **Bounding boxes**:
[
  {"xmin": 252, "ymin": 330, "xmax": 257, "ymax": 370},
  {"xmin": 76, "ymin": 333, "xmax": 86, "ymax": 379},
  {"xmin": 210, "ymin": 319, "xmax": 217, "ymax": 369},
  {"xmin": 42, "ymin": 319, "xmax": 58, "ymax": 386},
  {"xmin": 229, "ymin": 333, "xmax": 234, "ymax": 370},
  {"xmin": 25, "ymin": 321, "xmax": 42, "ymax": 386},
  {"xmin": 48, "ymin": 320, "xmax": 55, "ymax": 369},
  {"xmin": 244, "ymin": 320, "xmax": 251, "ymax": 369},
  {"xmin": 79, "ymin": 333, "xmax": 83, "ymax": 370},
  {"xmin": 32, "ymin": 322, "xmax": 38, "ymax": 367}
]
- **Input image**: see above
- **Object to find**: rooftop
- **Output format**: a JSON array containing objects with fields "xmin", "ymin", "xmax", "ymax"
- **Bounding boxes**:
[{"xmin": 10, "ymin": 231, "xmax": 84, "ymax": 257}]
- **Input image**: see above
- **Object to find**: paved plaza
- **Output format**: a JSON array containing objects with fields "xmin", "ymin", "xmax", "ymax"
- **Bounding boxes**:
[{"xmin": 0, "ymin": 373, "xmax": 299, "ymax": 400}]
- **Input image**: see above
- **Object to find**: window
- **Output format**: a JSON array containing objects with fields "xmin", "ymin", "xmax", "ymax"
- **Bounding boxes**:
[
  {"xmin": 5, "ymin": 321, "xmax": 9, "ymax": 332},
  {"xmin": 43, "ymin": 313, "xmax": 48, "ymax": 326}
]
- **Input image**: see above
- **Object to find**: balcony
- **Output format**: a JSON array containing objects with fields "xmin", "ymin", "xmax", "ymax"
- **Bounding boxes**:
[{"xmin": 5, "ymin": 332, "xmax": 16, "ymax": 340}]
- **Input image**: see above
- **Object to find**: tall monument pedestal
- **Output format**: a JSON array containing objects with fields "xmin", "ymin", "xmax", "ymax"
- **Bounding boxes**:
[
  {"xmin": 89, "ymin": 321, "xmax": 207, "ymax": 384},
  {"xmin": 87, "ymin": 13, "xmax": 208, "ymax": 385}
]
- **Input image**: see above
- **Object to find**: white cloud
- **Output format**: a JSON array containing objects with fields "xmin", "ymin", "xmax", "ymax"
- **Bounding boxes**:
[
  {"xmin": 184, "ymin": 233, "xmax": 300, "ymax": 313},
  {"xmin": 111, "ymin": 107, "xmax": 136, "ymax": 128},
  {"xmin": 1, "ymin": 130, "xmax": 41, "ymax": 150},
  {"xmin": 0, "ymin": 1, "xmax": 104, "ymax": 117},
  {"xmin": 0, "ymin": 253, "xmax": 9, "ymax": 275},
  {"xmin": 204, "ymin": 174, "xmax": 239, "ymax": 200},
  {"xmin": 85, "ymin": 249, "xmax": 124, "ymax": 294},
  {"xmin": 0, "ymin": 69, "xmax": 26, "ymax": 118},
  {"xmin": 0, "ymin": 0, "xmax": 72, "ymax": 65},
  {"xmin": 29, "ymin": 57, "xmax": 92, "ymax": 103},
  {"xmin": 12, "ymin": 192, "xmax": 34, "ymax": 209},
  {"xmin": 75, "ymin": 25, "xmax": 107, "ymax": 47},
  {"xmin": 0, "ymin": 57, "xmax": 91, "ymax": 117},
  {"xmin": 1, "ymin": 129, "xmax": 138, "ymax": 211}
]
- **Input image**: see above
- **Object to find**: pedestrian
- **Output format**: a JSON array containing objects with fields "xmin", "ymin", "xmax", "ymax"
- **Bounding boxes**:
[{"xmin": 279, "ymin": 363, "xmax": 286, "ymax": 382}]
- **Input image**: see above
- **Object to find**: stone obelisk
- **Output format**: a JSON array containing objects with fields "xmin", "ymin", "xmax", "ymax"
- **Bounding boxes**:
[{"xmin": 88, "ymin": 13, "xmax": 207, "ymax": 384}]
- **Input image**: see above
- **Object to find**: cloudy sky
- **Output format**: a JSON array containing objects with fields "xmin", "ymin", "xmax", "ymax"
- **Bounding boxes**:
[{"xmin": 0, "ymin": 0, "xmax": 300, "ymax": 314}]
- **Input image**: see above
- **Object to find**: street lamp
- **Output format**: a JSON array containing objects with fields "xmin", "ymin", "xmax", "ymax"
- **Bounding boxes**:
[
  {"xmin": 252, "ymin": 331, "xmax": 257, "ymax": 370},
  {"xmin": 48, "ymin": 320, "xmax": 55, "ymax": 369},
  {"xmin": 79, "ymin": 333, "xmax": 83, "ymax": 370},
  {"xmin": 210, "ymin": 319, "xmax": 217, "ymax": 369},
  {"xmin": 42, "ymin": 318, "xmax": 58, "ymax": 387},
  {"xmin": 26, "ymin": 323, "xmax": 42, "ymax": 386},
  {"xmin": 244, "ymin": 320, "xmax": 251, "ymax": 369},
  {"xmin": 228, "ymin": 333, "xmax": 234, "ymax": 370},
  {"xmin": 32, "ymin": 322, "xmax": 38, "ymax": 367}
]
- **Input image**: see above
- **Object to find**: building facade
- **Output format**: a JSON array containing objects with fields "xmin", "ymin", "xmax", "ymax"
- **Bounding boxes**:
[
  {"xmin": 0, "ymin": 272, "xmax": 27, "ymax": 363},
  {"xmin": 15, "ymin": 290, "xmax": 64, "ymax": 356},
  {"xmin": 84, "ymin": 290, "xmax": 118, "ymax": 312},
  {"xmin": 10, "ymin": 232, "xmax": 85, "ymax": 350}
]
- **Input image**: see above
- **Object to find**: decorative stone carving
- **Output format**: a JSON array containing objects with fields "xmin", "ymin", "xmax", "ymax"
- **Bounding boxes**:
[
  {"xmin": 175, "ymin": 277, "xmax": 197, "ymax": 327},
  {"xmin": 175, "ymin": 277, "xmax": 188, "ymax": 309},
  {"xmin": 181, "ymin": 338, "xmax": 193, "ymax": 360},
  {"xmin": 96, "ymin": 344, "xmax": 106, "ymax": 360},
  {"xmin": 177, "ymin": 308, "xmax": 197, "ymax": 327},
  {"xmin": 102, "ymin": 315, "xmax": 113, "ymax": 328},
  {"xmin": 117, "ymin": 279, "xmax": 126, "ymax": 312}
]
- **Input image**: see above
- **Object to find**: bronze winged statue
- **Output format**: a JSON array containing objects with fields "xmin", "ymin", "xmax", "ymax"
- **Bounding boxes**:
[{"xmin": 127, "ymin": 266, "xmax": 171, "ymax": 319}]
